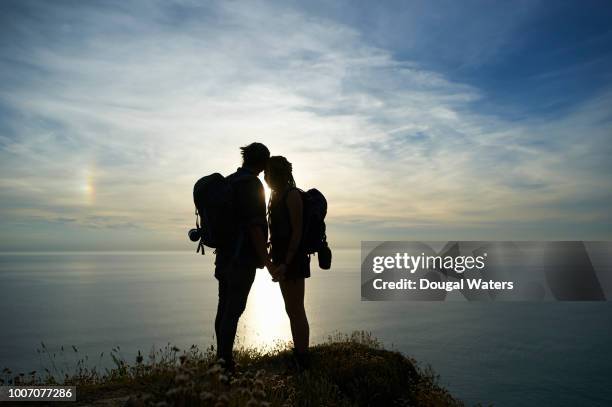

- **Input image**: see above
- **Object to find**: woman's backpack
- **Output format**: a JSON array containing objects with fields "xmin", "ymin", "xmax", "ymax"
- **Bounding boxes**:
[{"xmin": 300, "ymin": 188, "xmax": 332, "ymax": 269}]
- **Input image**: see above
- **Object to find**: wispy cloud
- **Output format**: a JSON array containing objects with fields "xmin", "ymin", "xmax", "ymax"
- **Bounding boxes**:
[{"xmin": 0, "ymin": 0, "xmax": 610, "ymax": 250}]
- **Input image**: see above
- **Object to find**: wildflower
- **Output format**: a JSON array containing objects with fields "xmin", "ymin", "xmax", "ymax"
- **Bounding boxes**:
[
  {"xmin": 165, "ymin": 388, "xmax": 180, "ymax": 398},
  {"xmin": 174, "ymin": 373, "xmax": 189, "ymax": 385},
  {"xmin": 199, "ymin": 391, "xmax": 215, "ymax": 402},
  {"xmin": 253, "ymin": 389, "xmax": 266, "ymax": 400},
  {"xmin": 207, "ymin": 364, "xmax": 223, "ymax": 375},
  {"xmin": 215, "ymin": 394, "xmax": 229, "ymax": 407}
]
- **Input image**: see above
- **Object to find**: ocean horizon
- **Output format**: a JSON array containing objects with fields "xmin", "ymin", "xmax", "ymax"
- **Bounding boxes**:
[{"xmin": 1, "ymin": 250, "xmax": 611, "ymax": 406}]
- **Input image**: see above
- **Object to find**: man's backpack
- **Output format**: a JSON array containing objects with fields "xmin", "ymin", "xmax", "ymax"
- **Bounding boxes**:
[
  {"xmin": 192, "ymin": 173, "xmax": 254, "ymax": 254},
  {"xmin": 300, "ymin": 188, "xmax": 332, "ymax": 269}
]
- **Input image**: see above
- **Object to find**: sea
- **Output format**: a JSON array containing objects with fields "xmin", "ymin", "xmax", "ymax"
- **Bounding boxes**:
[{"xmin": 1, "ymin": 250, "xmax": 611, "ymax": 406}]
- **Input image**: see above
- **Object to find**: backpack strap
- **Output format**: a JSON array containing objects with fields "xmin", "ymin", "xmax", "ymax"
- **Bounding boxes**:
[
  {"xmin": 228, "ymin": 172, "xmax": 258, "ymax": 186},
  {"xmin": 268, "ymin": 186, "xmax": 300, "ymax": 219},
  {"xmin": 280, "ymin": 186, "xmax": 300, "ymax": 204},
  {"xmin": 194, "ymin": 208, "xmax": 206, "ymax": 255}
]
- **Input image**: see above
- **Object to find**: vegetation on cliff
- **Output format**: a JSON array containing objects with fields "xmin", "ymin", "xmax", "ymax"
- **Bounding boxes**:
[{"xmin": 3, "ymin": 332, "xmax": 464, "ymax": 406}]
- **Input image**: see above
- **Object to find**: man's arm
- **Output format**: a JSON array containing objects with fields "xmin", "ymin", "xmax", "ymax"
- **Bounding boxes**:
[
  {"xmin": 248, "ymin": 225, "xmax": 274, "ymax": 273},
  {"xmin": 242, "ymin": 177, "xmax": 275, "ymax": 275}
]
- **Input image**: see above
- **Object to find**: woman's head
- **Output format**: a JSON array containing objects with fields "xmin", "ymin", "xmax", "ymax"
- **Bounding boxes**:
[{"xmin": 265, "ymin": 156, "xmax": 295, "ymax": 191}]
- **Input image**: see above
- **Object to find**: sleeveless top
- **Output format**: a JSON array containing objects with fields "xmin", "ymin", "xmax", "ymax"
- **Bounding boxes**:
[{"xmin": 268, "ymin": 188, "xmax": 311, "ymax": 280}]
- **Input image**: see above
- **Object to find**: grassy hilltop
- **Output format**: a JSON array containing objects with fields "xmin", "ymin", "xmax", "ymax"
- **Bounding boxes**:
[{"xmin": 6, "ymin": 332, "xmax": 465, "ymax": 406}]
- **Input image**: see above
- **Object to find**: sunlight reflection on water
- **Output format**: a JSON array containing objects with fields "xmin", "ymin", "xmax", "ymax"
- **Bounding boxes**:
[{"xmin": 238, "ymin": 272, "xmax": 292, "ymax": 350}]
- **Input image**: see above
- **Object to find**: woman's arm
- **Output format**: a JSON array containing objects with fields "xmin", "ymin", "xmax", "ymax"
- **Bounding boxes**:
[{"xmin": 285, "ymin": 189, "xmax": 303, "ymax": 265}]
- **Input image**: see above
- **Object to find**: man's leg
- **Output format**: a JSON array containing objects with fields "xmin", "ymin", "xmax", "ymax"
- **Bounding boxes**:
[
  {"xmin": 216, "ymin": 266, "xmax": 256, "ymax": 368},
  {"xmin": 214, "ymin": 274, "xmax": 228, "ymax": 359}
]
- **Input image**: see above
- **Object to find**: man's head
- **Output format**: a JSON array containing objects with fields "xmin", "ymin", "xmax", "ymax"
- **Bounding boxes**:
[{"xmin": 240, "ymin": 142, "xmax": 270, "ymax": 174}]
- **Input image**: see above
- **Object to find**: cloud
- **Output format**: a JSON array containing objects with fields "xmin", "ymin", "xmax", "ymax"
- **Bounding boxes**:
[{"xmin": 0, "ymin": 0, "xmax": 610, "ymax": 250}]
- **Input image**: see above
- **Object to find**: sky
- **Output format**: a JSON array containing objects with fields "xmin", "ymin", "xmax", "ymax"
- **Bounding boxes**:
[{"xmin": 0, "ymin": 0, "xmax": 611, "ymax": 251}]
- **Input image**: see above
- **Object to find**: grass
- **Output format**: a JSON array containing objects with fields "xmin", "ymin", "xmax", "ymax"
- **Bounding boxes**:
[{"xmin": 2, "ymin": 331, "xmax": 466, "ymax": 406}]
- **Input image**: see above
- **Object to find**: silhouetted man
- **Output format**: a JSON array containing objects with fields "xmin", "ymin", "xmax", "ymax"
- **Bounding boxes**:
[{"xmin": 214, "ymin": 142, "xmax": 274, "ymax": 371}]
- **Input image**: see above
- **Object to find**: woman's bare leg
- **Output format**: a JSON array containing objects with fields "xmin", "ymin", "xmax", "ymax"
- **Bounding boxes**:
[{"xmin": 279, "ymin": 278, "xmax": 309, "ymax": 352}]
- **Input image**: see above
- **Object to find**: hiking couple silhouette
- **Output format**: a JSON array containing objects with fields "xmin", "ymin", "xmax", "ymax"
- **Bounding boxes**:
[{"xmin": 192, "ymin": 142, "xmax": 330, "ymax": 373}]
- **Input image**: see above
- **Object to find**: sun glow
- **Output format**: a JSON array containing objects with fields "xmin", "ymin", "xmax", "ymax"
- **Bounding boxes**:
[
  {"xmin": 233, "ymin": 177, "xmax": 292, "ymax": 349},
  {"xmin": 238, "ymin": 272, "xmax": 292, "ymax": 349},
  {"xmin": 81, "ymin": 167, "xmax": 95, "ymax": 205},
  {"xmin": 263, "ymin": 182, "xmax": 272, "ymax": 207}
]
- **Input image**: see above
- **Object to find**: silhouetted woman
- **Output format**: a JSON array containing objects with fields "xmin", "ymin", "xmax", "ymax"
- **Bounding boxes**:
[{"xmin": 265, "ymin": 156, "xmax": 310, "ymax": 369}]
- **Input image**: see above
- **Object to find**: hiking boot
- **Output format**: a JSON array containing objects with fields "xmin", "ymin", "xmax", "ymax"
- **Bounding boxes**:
[
  {"xmin": 292, "ymin": 348, "xmax": 311, "ymax": 372},
  {"xmin": 214, "ymin": 357, "xmax": 235, "ymax": 376}
]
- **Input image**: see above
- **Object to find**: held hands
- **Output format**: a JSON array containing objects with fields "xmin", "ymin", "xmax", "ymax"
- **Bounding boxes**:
[
  {"xmin": 272, "ymin": 264, "xmax": 287, "ymax": 282},
  {"xmin": 265, "ymin": 258, "xmax": 286, "ymax": 282}
]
